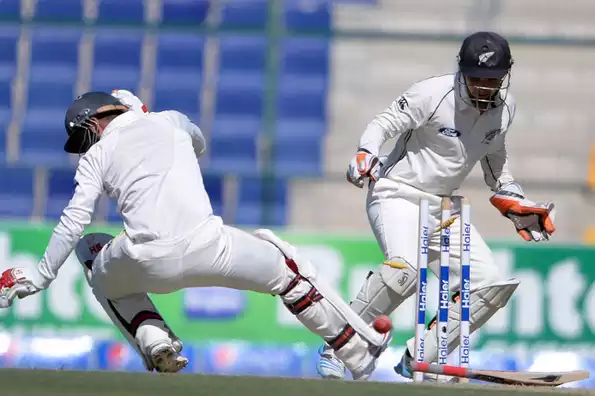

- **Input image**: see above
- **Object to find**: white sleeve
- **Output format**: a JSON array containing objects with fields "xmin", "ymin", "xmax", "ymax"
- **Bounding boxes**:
[
  {"xmin": 481, "ymin": 99, "xmax": 517, "ymax": 192},
  {"xmin": 358, "ymin": 82, "xmax": 432, "ymax": 156},
  {"xmin": 480, "ymin": 139, "xmax": 516, "ymax": 192},
  {"xmin": 35, "ymin": 151, "xmax": 104, "ymax": 288},
  {"xmin": 160, "ymin": 110, "xmax": 206, "ymax": 158}
]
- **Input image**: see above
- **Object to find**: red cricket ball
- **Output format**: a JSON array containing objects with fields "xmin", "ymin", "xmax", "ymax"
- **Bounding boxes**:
[{"xmin": 373, "ymin": 315, "xmax": 392, "ymax": 334}]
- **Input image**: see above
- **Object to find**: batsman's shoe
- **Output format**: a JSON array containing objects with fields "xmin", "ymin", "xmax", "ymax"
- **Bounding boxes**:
[
  {"xmin": 350, "ymin": 330, "xmax": 393, "ymax": 381},
  {"xmin": 147, "ymin": 342, "xmax": 188, "ymax": 373},
  {"xmin": 316, "ymin": 345, "xmax": 346, "ymax": 379},
  {"xmin": 168, "ymin": 330, "xmax": 183, "ymax": 354},
  {"xmin": 172, "ymin": 339, "xmax": 183, "ymax": 354}
]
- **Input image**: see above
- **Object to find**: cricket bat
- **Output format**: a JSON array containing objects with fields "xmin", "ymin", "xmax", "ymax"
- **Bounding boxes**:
[{"xmin": 411, "ymin": 362, "xmax": 590, "ymax": 387}]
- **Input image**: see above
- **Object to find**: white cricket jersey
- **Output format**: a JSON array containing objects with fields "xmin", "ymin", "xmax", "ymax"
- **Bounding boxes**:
[
  {"xmin": 359, "ymin": 73, "xmax": 516, "ymax": 196},
  {"xmin": 35, "ymin": 110, "xmax": 215, "ymax": 287}
]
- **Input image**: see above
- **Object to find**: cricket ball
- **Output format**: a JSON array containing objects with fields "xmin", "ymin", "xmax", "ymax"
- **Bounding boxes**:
[{"xmin": 373, "ymin": 315, "xmax": 392, "ymax": 334}]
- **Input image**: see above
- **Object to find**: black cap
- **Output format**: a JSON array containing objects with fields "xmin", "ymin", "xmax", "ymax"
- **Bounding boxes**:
[
  {"xmin": 64, "ymin": 91, "xmax": 128, "ymax": 154},
  {"xmin": 457, "ymin": 31, "xmax": 513, "ymax": 79}
]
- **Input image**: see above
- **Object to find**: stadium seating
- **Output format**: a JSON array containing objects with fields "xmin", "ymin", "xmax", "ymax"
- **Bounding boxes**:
[
  {"xmin": 0, "ymin": 167, "xmax": 34, "ymax": 218},
  {"xmin": 30, "ymin": 28, "xmax": 80, "ymax": 67},
  {"xmin": 161, "ymin": 0, "xmax": 209, "ymax": 25},
  {"xmin": 97, "ymin": 0, "xmax": 146, "ymax": 23},
  {"xmin": 208, "ymin": 133, "xmax": 259, "ymax": 174},
  {"xmin": 20, "ymin": 108, "xmax": 72, "ymax": 167},
  {"xmin": 220, "ymin": 0, "xmax": 268, "ymax": 30},
  {"xmin": 0, "ymin": 78, "xmax": 11, "ymax": 111},
  {"xmin": 0, "ymin": 1, "xmax": 332, "ymax": 228},
  {"xmin": 235, "ymin": 176, "xmax": 287, "ymax": 226},
  {"xmin": 218, "ymin": 35, "xmax": 268, "ymax": 73},
  {"xmin": 153, "ymin": 33, "xmax": 205, "ymax": 117},
  {"xmin": 45, "ymin": 168, "xmax": 76, "ymax": 220},
  {"xmin": 283, "ymin": 0, "xmax": 332, "ymax": 32},
  {"xmin": 34, "ymin": 0, "xmax": 84, "ymax": 22},
  {"xmin": 202, "ymin": 174, "xmax": 224, "ymax": 217},
  {"xmin": 91, "ymin": 29, "xmax": 144, "ymax": 92},
  {"xmin": 0, "ymin": 27, "xmax": 18, "ymax": 112},
  {"xmin": 0, "ymin": 0, "xmax": 20, "ymax": 20},
  {"xmin": 0, "ymin": 110, "xmax": 8, "ymax": 160}
]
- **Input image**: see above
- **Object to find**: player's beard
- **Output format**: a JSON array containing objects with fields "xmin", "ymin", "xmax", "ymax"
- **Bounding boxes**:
[
  {"xmin": 460, "ymin": 73, "xmax": 511, "ymax": 111},
  {"xmin": 468, "ymin": 88, "xmax": 499, "ymax": 111}
]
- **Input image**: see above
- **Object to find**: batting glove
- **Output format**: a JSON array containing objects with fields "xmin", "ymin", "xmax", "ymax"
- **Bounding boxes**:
[
  {"xmin": 111, "ymin": 89, "xmax": 148, "ymax": 114},
  {"xmin": 0, "ymin": 268, "xmax": 44, "ymax": 308},
  {"xmin": 489, "ymin": 183, "xmax": 556, "ymax": 242},
  {"xmin": 346, "ymin": 149, "xmax": 381, "ymax": 188}
]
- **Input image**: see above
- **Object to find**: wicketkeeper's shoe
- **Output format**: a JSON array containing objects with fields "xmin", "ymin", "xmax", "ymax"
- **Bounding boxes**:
[
  {"xmin": 316, "ymin": 345, "xmax": 346, "ymax": 379},
  {"xmin": 147, "ymin": 342, "xmax": 189, "ymax": 373},
  {"xmin": 394, "ymin": 348, "xmax": 414, "ymax": 379}
]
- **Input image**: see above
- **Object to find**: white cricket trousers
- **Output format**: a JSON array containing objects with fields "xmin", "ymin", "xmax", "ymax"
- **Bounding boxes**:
[
  {"xmin": 366, "ymin": 178, "xmax": 503, "ymax": 291},
  {"xmin": 88, "ymin": 215, "xmax": 387, "ymax": 378},
  {"xmin": 92, "ymin": 217, "xmax": 289, "ymax": 300}
]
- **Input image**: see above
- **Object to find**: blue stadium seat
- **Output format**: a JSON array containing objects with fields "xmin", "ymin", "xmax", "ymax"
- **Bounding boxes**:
[
  {"xmin": 27, "ymin": 76, "xmax": 77, "ymax": 109},
  {"xmin": 235, "ymin": 176, "xmax": 287, "ymax": 226},
  {"xmin": 275, "ymin": 119, "xmax": 325, "ymax": 138},
  {"xmin": 35, "ymin": 0, "xmax": 83, "ymax": 21},
  {"xmin": 31, "ymin": 28, "xmax": 80, "ymax": 66},
  {"xmin": 283, "ymin": 0, "xmax": 331, "ymax": 31},
  {"xmin": 161, "ymin": 0, "xmax": 209, "ymax": 25},
  {"xmin": 0, "ymin": 0, "xmax": 20, "ymax": 20},
  {"xmin": 98, "ymin": 0, "xmax": 145, "ymax": 23},
  {"xmin": 94, "ymin": 29, "xmax": 143, "ymax": 67},
  {"xmin": 208, "ymin": 134, "xmax": 258, "ymax": 174},
  {"xmin": 280, "ymin": 38, "xmax": 329, "ymax": 76},
  {"xmin": 153, "ymin": 86, "xmax": 201, "ymax": 118},
  {"xmin": 45, "ymin": 168, "xmax": 76, "ymax": 220},
  {"xmin": 92, "ymin": 30, "xmax": 143, "ymax": 92},
  {"xmin": 0, "ymin": 78, "xmax": 11, "ymax": 108},
  {"xmin": 0, "ymin": 27, "xmax": 18, "ymax": 65},
  {"xmin": 220, "ymin": 0, "xmax": 268, "ymax": 29},
  {"xmin": 215, "ymin": 86, "xmax": 264, "ymax": 118},
  {"xmin": 20, "ymin": 108, "xmax": 71, "ymax": 166},
  {"xmin": 215, "ymin": 72, "xmax": 265, "ymax": 117},
  {"xmin": 219, "ymin": 36, "xmax": 267, "ymax": 73},
  {"xmin": 202, "ymin": 174, "xmax": 224, "ymax": 217},
  {"xmin": 272, "ymin": 135, "xmax": 322, "ymax": 177},
  {"xmin": 156, "ymin": 33, "xmax": 205, "ymax": 71},
  {"xmin": 277, "ymin": 75, "xmax": 327, "ymax": 120},
  {"xmin": 0, "ymin": 28, "xmax": 17, "ymax": 109},
  {"xmin": 0, "ymin": 109, "xmax": 9, "ymax": 160},
  {"xmin": 92, "ymin": 68, "xmax": 141, "ymax": 93},
  {"xmin": 106, "ymin": 199, "xmax": 123, "ymax": 224},
  {"xmin": 0, "ymin": 166, "xmax": 34, "ymax": 218},
  {"xmin": 0, "ymin": 137, "xmax": 5, "ymax": 162},
  {"xmin": 211, "ymin": 116, "xmax": 261, "ymax": 138},
  {"xmin": 0, "ymin": 107, "xmax": 10, "ymax": 131},
  {"xmin": 20, "ymin": 131, "xmax": 73, "ymax": 167},
  {"xmin": 153, "ymin": 33, "xmax": 204, "ymax": 115}
]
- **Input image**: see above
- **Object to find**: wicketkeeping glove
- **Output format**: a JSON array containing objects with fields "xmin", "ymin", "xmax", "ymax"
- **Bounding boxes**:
[
  {"xmin": 489, "ymin": 184, "xmax": 556, "ymax": 242},
  {"xmin": 0, "ymin": 268, "xmax": 44, "ymax": 308},
  {"xmin": 346, "ymin": 149, "xmax": 381, "ymax": 188}
]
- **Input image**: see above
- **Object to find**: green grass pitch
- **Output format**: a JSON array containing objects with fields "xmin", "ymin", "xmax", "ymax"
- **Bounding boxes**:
[{"xmin": 0, "ymin": 369, "xmax": 592, "ymax": 396}]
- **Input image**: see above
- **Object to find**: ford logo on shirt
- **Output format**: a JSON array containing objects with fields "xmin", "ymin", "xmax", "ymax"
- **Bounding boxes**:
[{"xmin": 439, "ymin": 128, "xmax": 461, "ymax": 137}]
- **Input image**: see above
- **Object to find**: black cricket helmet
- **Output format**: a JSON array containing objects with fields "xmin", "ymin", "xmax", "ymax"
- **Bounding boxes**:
[
  {"xmin": 64, "ymin": 91, "xmax": 128, "ymax": 154},
  {"xmin": 456, "ymin": 31, "xmax": 514, "ymax": 107}
]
